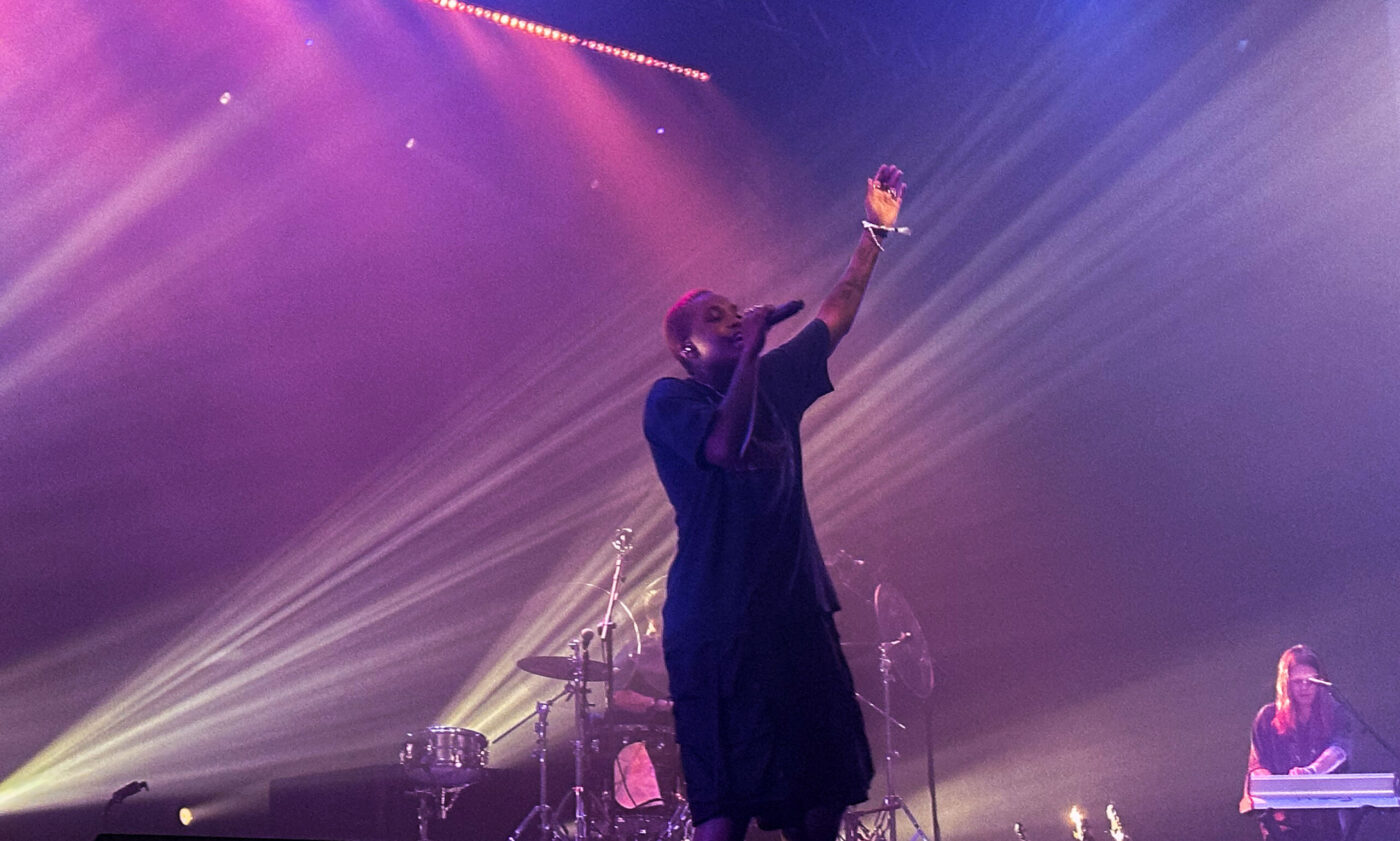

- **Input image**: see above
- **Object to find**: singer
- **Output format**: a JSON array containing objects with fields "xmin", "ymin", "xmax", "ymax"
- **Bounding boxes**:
[
  {"xmin": 643, "ymin": 164, "xmax": 905, "ymax": 841},
  {"xmin": 1243, "ymin": 644, "xmax": 1355, "ymax": 841}
]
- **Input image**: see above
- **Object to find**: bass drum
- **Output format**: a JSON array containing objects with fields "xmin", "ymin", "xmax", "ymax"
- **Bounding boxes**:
[{"xmin": 590, "ymin": 723, "xmax": 687, "ymax": 839}]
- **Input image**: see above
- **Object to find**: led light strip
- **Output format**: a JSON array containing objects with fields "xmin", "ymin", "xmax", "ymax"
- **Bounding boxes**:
[{"xmin": 425, "ymin": 0, "xmax": 711, "ymax": 81}]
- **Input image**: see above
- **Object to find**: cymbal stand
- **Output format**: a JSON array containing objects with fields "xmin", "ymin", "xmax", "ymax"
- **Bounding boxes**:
[
  {"xmin": 507, "ymin": 692, "xmax": 573, "ymax": 841},
  {"xmin": 568, "ymin": 635, "xmax": 593, "ymax": 840},
  {"xmin": 842, "ymin": 640, "xmax": 930, "ymax": 841},
  {"xmin": 507, "ymin": 632, "xmax": 594, "ymax": 841}
]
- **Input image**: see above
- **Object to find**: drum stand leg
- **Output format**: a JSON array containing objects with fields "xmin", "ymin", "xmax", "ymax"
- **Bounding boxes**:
[
  {"xmin": 418, "ymin": 793, "xmax": 434, "ymax": 841},
  {"xmin": 657, "ymin": 801, "xmax": 692, "ymax": 841},
  {"xmin": 509, "ymin": 700, "xmax": 573, "ymax": 841},
  {"xmin": 842, "ymin": 798, "xmax": 928, "ymax": 841},
  {"xmin": 414, "ymin": 785, "xmax": 466, "ymax": 841},
  {"xmin": 568, "ymin": 636, "xmax": 593, "ymax": 841},
  {"xmin": 842, "ymin": 643, "xmax": 930, "ymax": 841},
  {"xmin": 551, "ymin": 730, "xmax": 600, "ymax": 840}
]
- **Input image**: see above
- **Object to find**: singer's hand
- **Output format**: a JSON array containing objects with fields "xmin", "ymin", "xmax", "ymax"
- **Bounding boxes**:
[
  {"xmin": 866, "ymin": 164, "xmax": 906, "ymax": 228},
  {"xmin": 739, "ymin": 304, "xmax": 773, "ymax": 357}
]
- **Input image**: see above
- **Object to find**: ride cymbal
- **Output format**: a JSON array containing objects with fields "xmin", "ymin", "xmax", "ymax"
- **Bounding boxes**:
[{"xmin": 516, "ymin": 655, "xmax": 611, "ymax": 681}]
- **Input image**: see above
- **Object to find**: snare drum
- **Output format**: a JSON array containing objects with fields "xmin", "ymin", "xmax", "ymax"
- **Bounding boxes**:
[{"xmin": 400, "ymin": 725, "xmax": 488, "ymax": 787}]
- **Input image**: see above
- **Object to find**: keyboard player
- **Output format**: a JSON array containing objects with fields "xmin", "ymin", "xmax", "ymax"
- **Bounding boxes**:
[{"xmin": 1242, "ymin": 644, "xmax": 1355, "ymax": 840}]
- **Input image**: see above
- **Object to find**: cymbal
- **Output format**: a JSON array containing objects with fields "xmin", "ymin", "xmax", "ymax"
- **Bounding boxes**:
[
  {"xmin": 874, "ymin": 582, "xmax": 935, "ymax": 698},
  {"xmin": 613, "ymin": 637, "xmax": 668, "ymax": 695},
  {"xmin": 516, "ymin": 655, "xmax": 611, "ymax": 682}
]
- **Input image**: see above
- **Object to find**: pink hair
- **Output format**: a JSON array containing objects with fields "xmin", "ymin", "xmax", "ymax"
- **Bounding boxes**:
[{"xmin": 662, "ymin": 288, "xmax": 711, "ymax": 361}]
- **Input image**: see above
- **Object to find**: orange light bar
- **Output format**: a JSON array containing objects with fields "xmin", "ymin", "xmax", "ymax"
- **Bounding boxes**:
[{"xmin": 424, "ymin": 0, "xmax": 711, "ymax": 81}]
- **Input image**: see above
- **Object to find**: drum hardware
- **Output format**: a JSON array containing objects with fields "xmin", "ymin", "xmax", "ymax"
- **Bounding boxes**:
[
  {"xmin": 656, "ymin": 801, "xmax": 694, "ymax": 841},
  {"xmin": 502, "ymin": 693, "xmax": 573, "ymax": 841},
  {"xmin": 608, "ymin": 805, "xmax": 693, "ymax": 841},
  {"xmin": 569, "ymin": 634, "xmax": 594, "ymax": 840},
  {"xmin": 399, "ymin": 725, "xmax": 489, "ymax": 841},
  {"xmin": 411, "ymin": 784, "xmax": 468, "ymax": 841},
  {"xmin": 842, "ymin": 583, "xmax": 937, "ymax": 841},
  {"xmin": 507, "ymin": 632, "xmax": 599, "ymax": 841}
]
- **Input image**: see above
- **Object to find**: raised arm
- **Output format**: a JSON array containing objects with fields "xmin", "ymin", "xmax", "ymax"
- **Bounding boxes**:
[{"xmin": 817, "ymin": 163, "xmax": 906, "ymax": 352}]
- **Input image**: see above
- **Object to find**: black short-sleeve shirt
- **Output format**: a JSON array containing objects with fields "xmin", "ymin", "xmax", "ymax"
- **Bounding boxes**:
[
  {"xmin": 644, "ymin": 319, "xmax": 842, "ymax": 649},
  {"xmin": 1249, "ymin": 701, "xmax": 1354, "ymax": 775}
]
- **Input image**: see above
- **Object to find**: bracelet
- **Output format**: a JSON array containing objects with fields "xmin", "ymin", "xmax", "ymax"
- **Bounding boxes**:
[
  {"xmin": 863, "ymin": 222, "xmax": 886, "ymax": 251},
  {"xmin": 862, "ymin": 220, "xmax": 911, "ymax": 252}
]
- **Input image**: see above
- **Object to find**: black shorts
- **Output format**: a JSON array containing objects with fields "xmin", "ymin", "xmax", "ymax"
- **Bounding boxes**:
[{"xmin": 665, "ymin": 613, "xmax": 873, "ymax": 830}]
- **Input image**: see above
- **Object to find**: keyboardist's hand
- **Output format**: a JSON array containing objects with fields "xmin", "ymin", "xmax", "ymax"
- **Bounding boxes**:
[{"xmin": 1287, "ymin": 765, "xmax": 1317, "ymax": 775}]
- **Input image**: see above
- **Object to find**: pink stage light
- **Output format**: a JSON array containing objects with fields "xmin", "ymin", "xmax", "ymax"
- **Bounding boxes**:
[{"xmin": 423, "ymin": 0, "xmax": 711, "ymax": 81}]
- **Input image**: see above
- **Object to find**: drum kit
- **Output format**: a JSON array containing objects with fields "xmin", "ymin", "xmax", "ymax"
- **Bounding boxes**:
[
  {"xmin": 394, "ymin": 541, "xmax": 937, "ymax": 841},
  {"xmin": 398, "ymin": 530, "xmax": 687, "ymax": 841}
]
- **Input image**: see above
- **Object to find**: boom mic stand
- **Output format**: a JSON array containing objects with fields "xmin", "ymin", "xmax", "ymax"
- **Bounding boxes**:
[
  {"xmin": 1319, "ymin": 680, "xmax": 1400, "ymax": 841},
  {"xmin": 589, "ymin": 527, "xmax": 634, "ymax": 838},
  {"xmin": 1321, "ymin": 681, "xmax": 1400, "ymax": 768},
  {"xmin": 597, "ymin": 528, "xmax": 634, "ymax": 712}
]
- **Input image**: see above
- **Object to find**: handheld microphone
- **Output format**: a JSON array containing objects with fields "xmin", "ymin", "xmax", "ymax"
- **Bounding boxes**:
[{"xmin": 766, "ymin": 300, "xmax": 804, "ymax": 326}]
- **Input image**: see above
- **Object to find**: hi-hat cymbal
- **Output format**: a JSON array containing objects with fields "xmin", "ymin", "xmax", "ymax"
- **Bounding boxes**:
[{"xmin": 516, "ymin": 655, "xmax": 611, "ymax": 682}]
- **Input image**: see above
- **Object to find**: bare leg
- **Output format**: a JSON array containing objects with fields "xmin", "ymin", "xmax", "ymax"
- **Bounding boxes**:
[
  {"xmin": 695, "ymin": 816, "xmax": 750, "ymax": 841},
  {"xmin": 781, "ymin": 805, "xmax": 844, "ymax": 841}
]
